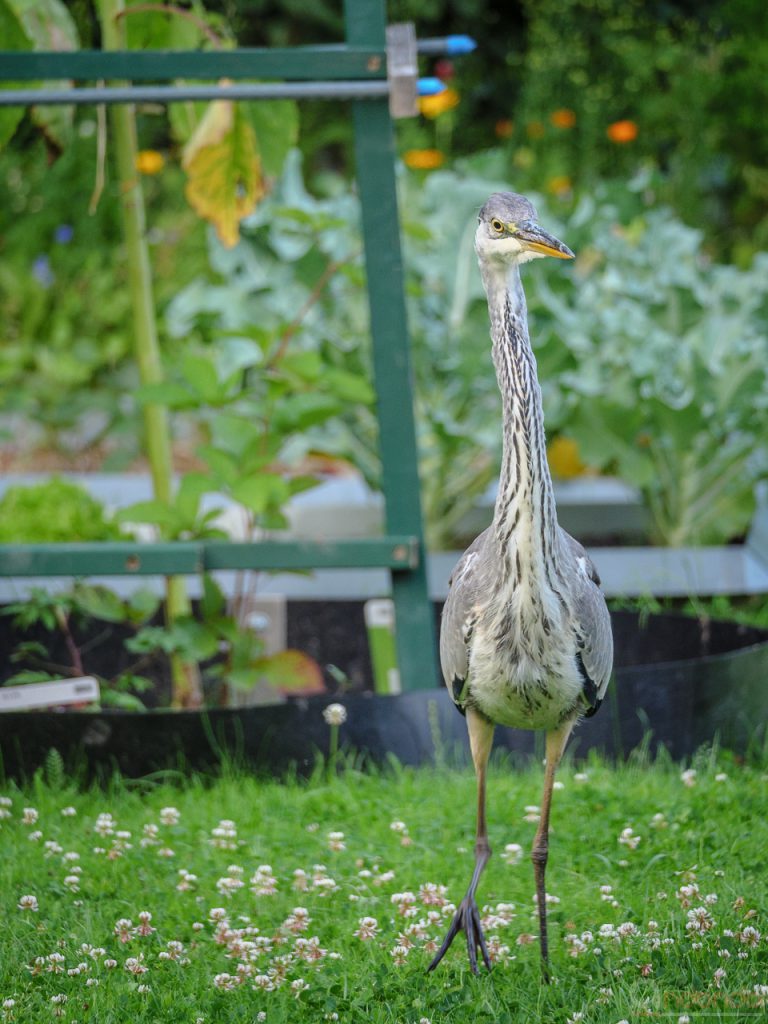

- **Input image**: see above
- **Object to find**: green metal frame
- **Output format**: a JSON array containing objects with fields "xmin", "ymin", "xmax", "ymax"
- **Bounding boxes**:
[{"xmin": 0, "ymin": 0, "xmax": 438, "ymax": 691}]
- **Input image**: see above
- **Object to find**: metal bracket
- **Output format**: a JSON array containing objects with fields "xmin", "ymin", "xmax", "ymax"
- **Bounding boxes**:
[{"xmin": 386, "ymin": 22, "xmax": 418, "ymax": 118}]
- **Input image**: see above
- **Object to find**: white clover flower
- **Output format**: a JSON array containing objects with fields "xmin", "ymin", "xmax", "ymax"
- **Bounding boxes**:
[
  {"xmin": 210, "ymin": 820, "xmax": 238, "ymax": 850},
  {"xmin": 327, "ymin": 831, "xmax": 346, "ymax": 852},
  {"xmin": 502, "ymin": 843, "xmax": 523, "ymax": 865},
  {"xmin": 114, "ymin": 918, "xmax": 133, "ymax": 942},
  {"xmin": 391, "ymin": 892, "xmax": 417, "ymax": 916},
  {"xmin": 124, "ymin": 956, "xmax": 148, "ymax": 975},
  {"xmin": 618, "ymin": 826, "xmax": 641, "ymax": 850},
  {"xmin": 523, "ymin": 804, "xmax": 541, "ymax": 823},
  {"xmin": 250, "ymin": 865, "xmax": 278, "ymax": 896},
  {"xmin": 354, "ymin": 916, "xmax": 379, "ymax": 940},
  {"xmin": 291, "ymin": 978, "xmax": 309, "ymax": 997},
  {"xmin": 322, "ymin": 703, "xmax": 347, "ymax": 726},
  {"xmin": 680, "ymin": 768, "xmax": 697, "ymax": 787},
  {"xmin": 213, "ymin": 973, "xmax": 238, "ymax": 991},
  {"xmin": 216, "ymin": 876, "xmax": 245, "ymax": 897},
  {"xmin": 419, "ymin": 882, "xmax": 448, "ymax": 907},
  {"xmin": 739, "ymin": 925, "xmax": 761, "ymax": 947},
  {"xmin": 94, "ymin": 813, "xmax": 115, "ymax": 837},
  {"xmin": 22, "ymin": 808, "xmax": 38, "ymax": 825},
  {"xmin": 686, "ymin": 906, "xmax": 715, "ymax": 934},
  {"xmin": 60, "ymin": 806, "xmax": 77, "ymax": 817},
  {"xmin": 160, "ymin": 806, "xmax": 180, "ymax": 825},
  {"xmin": 176, "ymin": 869, "xmax": 198, "ymax": 891},
  {"xmin": 18, "ymin": 894, "xmax": 38, "ymax": 911},
  {"xmin": 136, "ymin": 911, "xmax": 155, "ymax": 936}
]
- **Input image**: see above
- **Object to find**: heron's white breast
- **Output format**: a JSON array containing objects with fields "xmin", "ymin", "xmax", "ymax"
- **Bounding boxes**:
[{"xmin": 467, "ymin": 584, "xmax": 582, "ymax": 730}]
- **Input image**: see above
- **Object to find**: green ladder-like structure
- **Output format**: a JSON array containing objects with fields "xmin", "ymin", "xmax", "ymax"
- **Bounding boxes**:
[{"xmin": 0, "ymin": 0, "xmax": 439, "ymax": 691}]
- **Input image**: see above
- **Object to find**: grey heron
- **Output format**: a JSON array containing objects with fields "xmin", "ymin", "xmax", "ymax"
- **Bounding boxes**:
[{"xmin": 428, "ymin": 192, "xmax": 613, "ymax": 979}]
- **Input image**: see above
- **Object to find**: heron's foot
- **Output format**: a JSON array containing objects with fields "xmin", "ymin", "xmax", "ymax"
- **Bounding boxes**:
[{"xmin": 426, "ymin": 895, "xmax": 491, "ymax": 975}]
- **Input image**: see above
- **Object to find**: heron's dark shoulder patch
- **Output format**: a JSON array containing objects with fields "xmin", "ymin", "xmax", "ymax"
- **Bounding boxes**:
[
  {"xmin": 450, "ymin": 676, "xmax": 468, "ymax": 715},
  {"xmin": 576, "ymin": 650, "xmax": 602, "ymax": 718}
]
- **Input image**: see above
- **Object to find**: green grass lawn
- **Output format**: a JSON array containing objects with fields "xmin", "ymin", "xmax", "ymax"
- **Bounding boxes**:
[{"xmin": 1, "ymin": 748, "xmax": 767, "ymax": 1023}]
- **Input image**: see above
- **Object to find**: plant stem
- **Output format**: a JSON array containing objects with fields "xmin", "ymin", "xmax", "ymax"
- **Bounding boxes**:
[{"xmin": 98, "ymin": 0, "xmax": 202, "ymax": 709}]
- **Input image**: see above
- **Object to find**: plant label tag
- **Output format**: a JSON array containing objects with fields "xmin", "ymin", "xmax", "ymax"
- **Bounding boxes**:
[{"xmin": 0, "ymin": 676, "xmax": 100, "ymax": 712}]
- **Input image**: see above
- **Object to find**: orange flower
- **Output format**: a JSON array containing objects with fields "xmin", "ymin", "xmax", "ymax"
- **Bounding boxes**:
[
  {"xmin": 135, "ymin": 149, "xmax": 165, "ymax": 175},
  {"xmin": 607, "ymin": 120, "xmax": 638, "ymax": 144},
  {"xmin": 550, "ymin": 108, "xmax": 576, "ymax": 129},
  {"xmin": 418, "ymin": 87, "xmax": 460, "ymax": 119},
  {"xmin": 403, "ymin": 148, "xmax": 444, "ymax": 170},
  {"xmin": 495, "ymin": 118, "xmax": 514, "ymax": 139},
  {"xmin": 526, "ymin": 120, "xmax": 546, "ymax": 139},
  {"xmin": 546, "ymin": 175, "xmax": 572, "ymax": 197}
]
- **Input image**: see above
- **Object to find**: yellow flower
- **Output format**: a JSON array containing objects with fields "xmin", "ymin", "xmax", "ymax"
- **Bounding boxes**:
[
  {"xmin": 418, "ymin": 87, "xmax": 460, "ymax": 119},
  {"xmin": 403, "ymin": 149, "xmax": 444, "ymax": 170},
  {"xmin": 547, "ymin": 436, "xmax": 587, "ymax": 479},
  {"xmin": 546, "ymin": 175, "xmax": 572, "ymax": 197},
  {"xmin": 135, "ymin": 150, "xmax": 165, "ymax": 175}
]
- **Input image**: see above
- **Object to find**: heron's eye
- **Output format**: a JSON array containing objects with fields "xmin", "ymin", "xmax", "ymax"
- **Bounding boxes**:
[{"xmin": 490, "ymin": 218, "xmax": 504, "ymax": 233}]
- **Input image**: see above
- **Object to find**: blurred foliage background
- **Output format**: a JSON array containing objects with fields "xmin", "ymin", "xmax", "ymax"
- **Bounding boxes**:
[{"xmin": 1, "ymin": 0, "xmax": 767, "ymax": 550}]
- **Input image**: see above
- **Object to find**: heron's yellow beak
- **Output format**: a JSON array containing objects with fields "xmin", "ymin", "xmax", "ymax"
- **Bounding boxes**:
[{"xmin": 512, "ymin": 222, "xmax": 574, "ymax": 259}]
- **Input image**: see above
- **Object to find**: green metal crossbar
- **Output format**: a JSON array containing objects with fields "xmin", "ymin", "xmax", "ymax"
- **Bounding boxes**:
[
  {"xmin": 0, "ymin": 0, "xmax": 438, "ymax": 691},
  {"xmin": 1, "ymin": 538, "xmax": 419, "ymax": 577},
  {"xmin": 0, "ymin": 45, "xmax": 386, "ymax": 82}
]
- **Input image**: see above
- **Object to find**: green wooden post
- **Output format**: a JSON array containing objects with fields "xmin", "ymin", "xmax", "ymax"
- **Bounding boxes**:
[{"xmin": 344, "ymin": 0, "xmax": 438, "ymax": 691}]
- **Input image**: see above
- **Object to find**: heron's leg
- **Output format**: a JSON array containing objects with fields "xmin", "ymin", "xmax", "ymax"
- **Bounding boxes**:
[
  {"xmin": 428, "ymin": 707, "xmax": 495, "ymax": 974},
  {"xmin": 532, "ymin": 719, "xmax": 573, "ymax": 982}
]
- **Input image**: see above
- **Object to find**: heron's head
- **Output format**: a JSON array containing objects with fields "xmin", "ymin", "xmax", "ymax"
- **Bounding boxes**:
[{"xmin": 475, "ymin": 192, "xmax": 574, "ymax": 267}]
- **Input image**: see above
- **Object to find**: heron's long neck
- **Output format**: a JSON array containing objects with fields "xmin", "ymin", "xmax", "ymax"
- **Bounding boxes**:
[{"xmin": 482, "ymin": 262, "xmax": 559, "ymax": 567}]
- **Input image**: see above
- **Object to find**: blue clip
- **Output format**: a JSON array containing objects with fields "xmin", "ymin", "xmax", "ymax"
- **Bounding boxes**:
[
  {"xmin": 417, "ymin": 77, "xmax": 445, "ymax": 96},
  {"xmin": 445, "ymin": 35, "xmax": 477, "ymax": 55}
]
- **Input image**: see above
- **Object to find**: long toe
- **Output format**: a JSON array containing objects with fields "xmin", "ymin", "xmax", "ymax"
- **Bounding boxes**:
[{"xmin": 427, "ymin": 898, "xmax": 492, "ymax": 974}]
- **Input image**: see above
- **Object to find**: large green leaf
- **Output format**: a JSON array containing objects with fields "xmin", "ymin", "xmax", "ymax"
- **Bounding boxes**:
[
  {"xmin": 72, "ymin": 583, "xmax": 129, "ymax": 624},
  {"xmin": 124, "ymin": 0, "xmax": 204, "ymax": 50},
  {"xmin": 14, "ymin": 0, "xmax": 78, "ymax": 150},
  {"xmin": 246, "ymin": 99, "xmax": 299, "ymax": 180},
  {"xmin": 0, "ymin": 0, "xmax": 32, "ymax": 150},
  {"xmin": 231, "ymin": 474, "xmax": 290, "ymax": 515}
]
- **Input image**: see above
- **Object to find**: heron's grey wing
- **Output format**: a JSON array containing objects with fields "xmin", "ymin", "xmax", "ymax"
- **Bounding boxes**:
[
  {"xmin": 439, "ymin": 528, "xmax": 489, "ymax": 710},
  {"xmin": 560, "ymin": 529, "xmax": 613, "ymax": 712}
]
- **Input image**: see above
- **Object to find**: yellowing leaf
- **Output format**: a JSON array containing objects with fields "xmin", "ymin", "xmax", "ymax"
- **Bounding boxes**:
[
  {"xmin": 182, "ymin": 94, "xmax": 264, "ymax": 247},
  {"xmin": 252, "ymin": 650, "xmax": 326, "ymax": 697}
]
